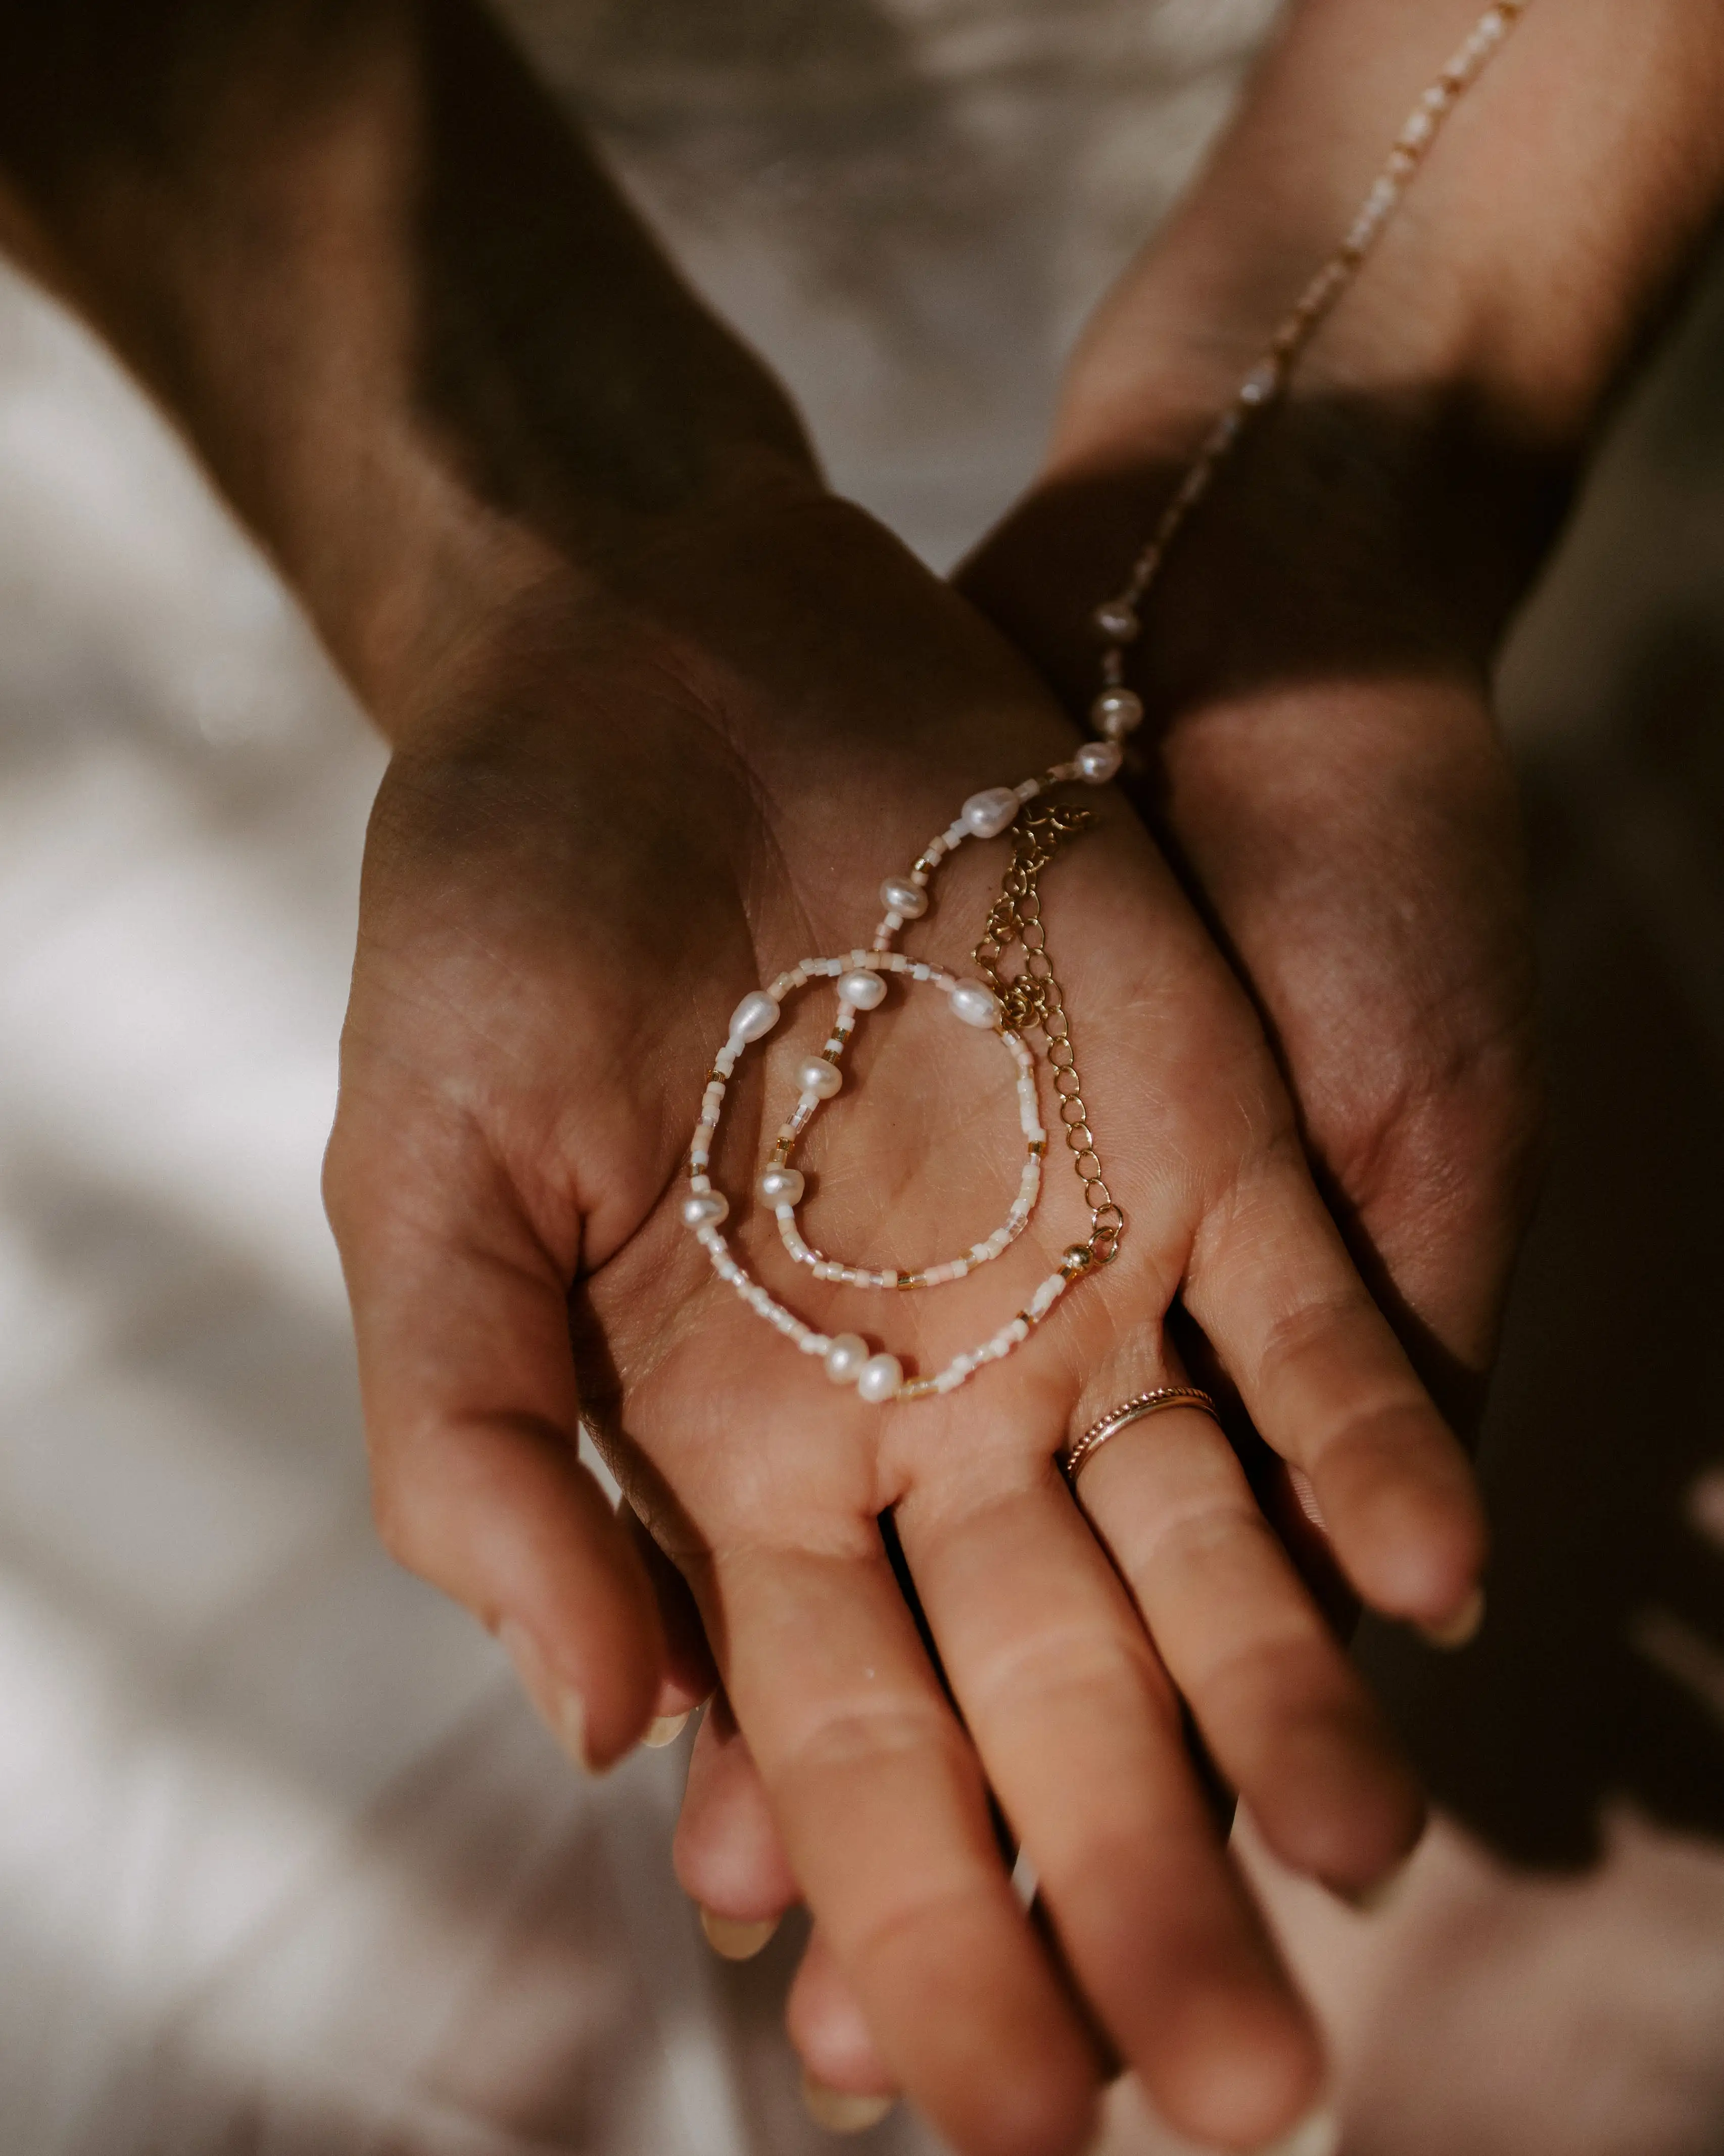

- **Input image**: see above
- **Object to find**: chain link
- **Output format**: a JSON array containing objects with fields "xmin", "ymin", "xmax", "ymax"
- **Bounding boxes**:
[{"xmin": 972, "ymin": 800, "xmax": 1124, "ymax": 1269}]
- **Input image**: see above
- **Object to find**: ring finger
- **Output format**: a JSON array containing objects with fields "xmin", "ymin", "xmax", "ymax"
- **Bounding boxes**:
[{"xmin": 1064, "ymin": 1337, "xmax": 1425, "ymax": 1895}]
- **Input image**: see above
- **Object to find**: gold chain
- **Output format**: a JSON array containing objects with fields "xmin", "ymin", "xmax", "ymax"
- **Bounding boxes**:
[{"xmin": 973, "ymin": 800, "xmax": 1124, "ymax": 1270}]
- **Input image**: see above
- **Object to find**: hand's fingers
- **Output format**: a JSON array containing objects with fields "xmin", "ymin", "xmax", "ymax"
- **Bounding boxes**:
[
  {"xmin": 1187, "ymin": 1158, "xmax": 1488, "ymax": 1631},
  {"xmin": 715, "ymin": 1538, "xmax": 1100, "ymax": 2156},
  {"xmin": 895, "ymin": 1454, "xmax": 1325, "ymax": 2155},
  {"xmin": 674, "ymin": 1691, "xmax": 799, "ymax": 1953},
  {"xmin": 325, "ymin": 1121, "xmax": 664, "ymax": 1767},
  {"xmin": 788, "ymin": 1926, "xmax": 900, "ymax": 2108},
  {"xmin": 624, "ymin": 1509, "xmax": 719, "ymax": 1732},
  {"xmin": 1069, "ymin": 1383, "xmax": 1424, "ymax": 1892}
]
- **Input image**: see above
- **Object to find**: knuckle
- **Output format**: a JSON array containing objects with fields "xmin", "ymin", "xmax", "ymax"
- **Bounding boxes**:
[
  {"xmin": 1186, "ymin": 1623, "xmax": 1336, "ymax": 1721},
  {"xmin": 783, "ymin": 1697, "xmax": 960, "ymax": 1788},
  {"xmin": 969, "ymin": 1622, "xmax": 1160, "ymax": 1722},
  {"xmin": 843, "ymin": 1870, "xmax": 1000, "ymax": 1975},
  {"xmin": 1134, "ymin": 1485, "xmax": 1273, "ymax": 1577}
]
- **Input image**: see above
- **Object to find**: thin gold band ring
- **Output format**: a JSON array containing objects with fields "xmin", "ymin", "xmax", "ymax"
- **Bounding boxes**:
[{"xmin": 1060, "ymin": 1386, "xmax": 1221, "ymax": 1487}]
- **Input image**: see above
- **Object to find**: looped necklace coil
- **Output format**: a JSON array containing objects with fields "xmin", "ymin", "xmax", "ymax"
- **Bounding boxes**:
[{"xmin": 682, "ymin": 0, "xmax": 1530, "ymax": 1406}]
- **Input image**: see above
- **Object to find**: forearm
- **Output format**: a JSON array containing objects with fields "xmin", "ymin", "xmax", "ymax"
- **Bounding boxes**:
[
  {"xmin": 1067, "ymin": 0, "xmax": 1724, "ymax": 459},
  {"xmin": 0, "ymin": 0, "xmax": 818, "ymax": 732},
  {"xmin": 980, "ymin": 0, "xmax": 1724, "ymax": 692}
]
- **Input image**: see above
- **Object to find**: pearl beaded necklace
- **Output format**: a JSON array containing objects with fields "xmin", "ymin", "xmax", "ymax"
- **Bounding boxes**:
[{"xmin": 683, "ymin": 0, "xmax": 1531, "ymax": 1407}]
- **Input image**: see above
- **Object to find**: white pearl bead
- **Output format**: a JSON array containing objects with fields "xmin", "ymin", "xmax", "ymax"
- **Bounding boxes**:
[
  {"xmin": 837, "ymin": 968, "xmax": 887, "ymax": 1010},
  {"xmin": 948, "ymin": 979, "xmax": 1001, "ymax": 1030},
  {"xmin": 1076, "ymin": 739, "xmax": 1122, "ymax": 784},
  {"xmin": 757, "ymin": 1165, "xmax": 804, "ymax": 1206},
  {"xmin": 856, "ymin": 1352, "xmax": 903, "ymax": 1404},
  {"xmin": 1094, "ymin": 598, "xmax": 1139, "ymax": 642},
  {"xmin": 796, "ymin": 1056, "xmax": 842, "ymax": 1099},
  {"xmin": 880, "ymin": 877, "xmax": 928, "ymax": 919},
  {"xmin": 960, "ymin": 786, "xmax": 1020, "ymax": 840},
  {"xmin": 1093, "ymin": 689, "xmax": 1144, "ymax": 739},
  {"xmin": 824, "ymin": 1333, "xmax": 870, "ymax": 1386},
  {"xmin": 729, "ymin": 991, "xmax": 780, "ymax": 1043},
  {"xmin": 681, "ymin": 1191, "xmax": 729, "ymax": 1230}
]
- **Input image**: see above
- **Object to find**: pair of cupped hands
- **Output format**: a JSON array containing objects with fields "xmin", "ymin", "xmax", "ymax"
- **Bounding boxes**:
[{"xmin": 324, "ymin": 393, "xmax": 1538, "ymax": 2154}]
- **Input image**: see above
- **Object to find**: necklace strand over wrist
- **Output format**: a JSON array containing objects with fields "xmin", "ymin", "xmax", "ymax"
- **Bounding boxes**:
[{"xmin": 683, "ymin": 0, "xmax": 1532, "ymax": 1407}]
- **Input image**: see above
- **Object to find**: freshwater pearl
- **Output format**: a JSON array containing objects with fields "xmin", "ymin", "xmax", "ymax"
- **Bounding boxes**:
[
  {"xmin": 1094, "ymin": 598, "xmax": 1139, "ymax": 641},
  {"xmin": 1093, "ymin": 689, "xmax": 1144, "ymax": 738},
  {"xmin": 796, "ymin": 1056, "xmax": 843, "ymax": 1100},
  {"xmin": 837, "ymin": 968, "xmax": 887, "ymax": 1010},
  {"xmin": 682, "ymin": 1191, "xmax": 729, "ymax": 1230},
  {"xmin": 730, "ymin": 991, "xmax": 780, "ymax": 1043},
  {"xmin": 824, "ymin": 1333, "xmax": 870, "ymax": 1386},
  {"xmin": 856, "ymin": 1352, "xmax": 904, "ymax": 1404},
  {"xmin": 960, "ymin": 786, "xmax": 1020, "ymax": 840},
  {"xmin": 757, "ymin": 1165, "xmax": 805, "ymax": 1206},
  {"xmin": 880, "ymin": 877, "xmax": 928, "ymax": 919},
  {"xmin": 948, "ymin": 979, "xmax": 1001, "ymax": 1030},
  {"xmin": 1076, "ymin": 739, "xmax": 1122, "ymax": 784}
]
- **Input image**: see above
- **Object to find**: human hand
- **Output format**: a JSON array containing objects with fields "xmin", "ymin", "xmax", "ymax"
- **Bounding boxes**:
[
  {"xmin": 959, "ymin": 432, "xmax": 1544, "ymax": 1449},
  {"xmin": 667, "ymin": 430, "xmax": 1537, "ymax": 2139},
  {"xmin": 8, "ymin": 7, "xmax": 1636, "ymax": 2144},
  {"xmin": 325, "ymin": 486, "xmax": 1485, "ymax": 2156},
  {"xmin": 940, "ymin": 0, "xmax": 1724, "ymax": 1448}
]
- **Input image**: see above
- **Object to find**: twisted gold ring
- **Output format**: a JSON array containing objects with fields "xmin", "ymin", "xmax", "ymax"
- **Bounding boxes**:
[{"xmin": 1061, "ymin": 1386, "xmax": 1221, "ymax": 1486}]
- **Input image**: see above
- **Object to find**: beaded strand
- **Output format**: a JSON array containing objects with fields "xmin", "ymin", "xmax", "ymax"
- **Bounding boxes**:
[{"xmin": 683, "ymin": 0, "xmax": 1532, "ymax": 1406}]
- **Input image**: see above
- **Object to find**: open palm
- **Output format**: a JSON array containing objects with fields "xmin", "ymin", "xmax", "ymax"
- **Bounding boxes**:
[{"xmin": 326, "ymin": 495, "xmax": 1482, "ymax": 2156}]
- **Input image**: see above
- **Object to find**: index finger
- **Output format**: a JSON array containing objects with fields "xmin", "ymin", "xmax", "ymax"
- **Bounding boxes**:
[{"xmin": 325, "ymin": 1101, "xmax": 666, "ymax": 1765}]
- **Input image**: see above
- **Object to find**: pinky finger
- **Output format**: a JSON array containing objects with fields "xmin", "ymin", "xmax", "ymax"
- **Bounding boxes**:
[{"xmin": 1189, "ymin": 1164, "xmax": 1488, "ymax": 1635}]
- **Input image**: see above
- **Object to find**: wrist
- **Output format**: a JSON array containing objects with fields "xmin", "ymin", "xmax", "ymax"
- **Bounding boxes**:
[
  {"xmin": 1050, "ymin": 0, "xmax": 1724, "ymax": 484},
  {"xmin": 968, "ymin": 0, "xmax": 1724, "ymax": 712},
  {"xmin": 0, "ymin": 1, "xmax": 822, "ymax": 737}
]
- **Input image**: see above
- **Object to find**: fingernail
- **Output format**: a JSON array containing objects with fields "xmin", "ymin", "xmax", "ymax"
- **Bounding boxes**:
[
  {"xmin": 499, "ymin": 1618, "xmax": 595, "ymax": 1772},
  {"xmin": 699, "ymin": 1907, "xmax": 780, "ymax": 1960},
  {"xmin": 1252, "ymin": 2107, "xmax": 1340, "ymax": 2156},
  {"xmin": 1419, "ymin": 1584, "xmax": 1485, "ymax": 1651},
  {"xmin": 800, "ymin": 2072, "xmax": 895, "ymax": 2134},
  {"xmin": 643, "ymin": 1710, "xmax": 691, "ymax": 1749}
]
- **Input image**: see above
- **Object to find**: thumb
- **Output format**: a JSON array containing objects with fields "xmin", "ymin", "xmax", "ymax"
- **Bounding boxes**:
[{"xmin": 325, "ymin": 1103, "xmax": 664, "ymax": 1769}]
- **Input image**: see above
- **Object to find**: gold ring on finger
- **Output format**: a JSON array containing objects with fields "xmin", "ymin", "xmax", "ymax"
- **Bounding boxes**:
[{"xmin": 1060, "ymin": 1387, "xmax": 1221, "ymax": 1488}]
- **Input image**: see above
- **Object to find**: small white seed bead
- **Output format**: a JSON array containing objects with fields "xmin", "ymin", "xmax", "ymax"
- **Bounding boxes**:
[
  {"xmin": 1094, "ymin": 598, "xmax": 1139, "ymax": 641},
  {"xmin": 1076, "ymin": 739, "xmax": 1122, "ymax": 784},
  {"xmin": 729, "ymin": 991, "xmax": 780, "ymax": 1043},
  {"xmin": 796, "ymin": 1056, "xmax": 843, "ymax": 1100},
  {"xmin": 837, "ymin": 968, "xmax": 887, "ymax": 1010},
  {"xmin": 681, "ymin": 1191, "xmax": 729, "ymax": 1230},
  {"xmin": 757, "ymin": 1165, "xmax": 804, "ymax": 1206},
  {"xmin": 825, "ymin": 1333, "xmax": 870, "ymax": 1386},
  {"xmin": 856, "ymin": 1352, "xmax": 904, "ymax": 1404},
  {"xmin": 948, "ymin": 979, "xmax": 1001, "ymax": 1030},
  {"xmin": 1093, "ymin": 689, "xmax": 1144, "ymax": 738},
  {"xmin": 960, "ymin": 786, "xmax": 1020, "ymax": 840}
]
